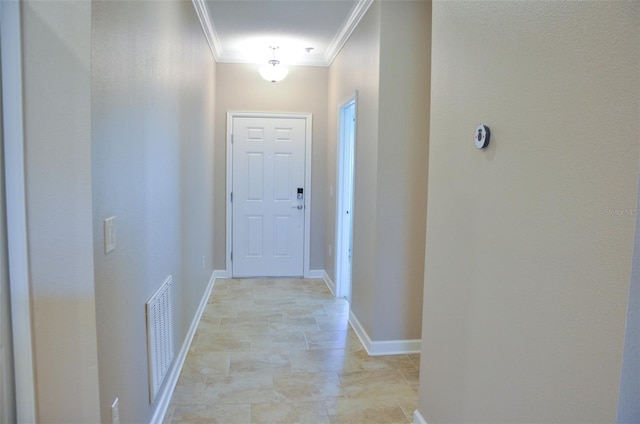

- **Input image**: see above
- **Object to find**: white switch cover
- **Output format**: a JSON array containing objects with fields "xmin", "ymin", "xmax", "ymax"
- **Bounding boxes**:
[{"xmin": 104, "ymin": 216, "xmax": 116, "ymax": 254}]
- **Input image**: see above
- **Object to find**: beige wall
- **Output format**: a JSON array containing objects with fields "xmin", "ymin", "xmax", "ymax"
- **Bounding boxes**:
[
  {"xmin": 419, "ymin": 1, "xmax": 640, "ymax": 423},
  {"xmin": 327, "ymin": 1, "xmax": 381, "ymax": 333},
  {"xmin": 373, "ymin": 0, "xmax": 430, "ymax": 341},
  {"xmin": 91, "ymin": 1, "xmax": 216, "ymax": 423},
  {"xmin": 213, "ymin": 63, "xmax": 328, "ymax": 271},
  {"xmin": 21, "ymin": 1, "xmax": 100, "ymax": 421},
  {"xmin": 21, "ymin": 1, "xmax": 216, "ymax": 421},
  {"xmin": 327, "ymin": 1, "xmax": 430, "ymax": 341}
]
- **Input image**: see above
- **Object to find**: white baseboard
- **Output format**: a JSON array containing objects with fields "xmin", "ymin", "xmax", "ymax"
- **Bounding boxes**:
[
  {"xmin": 213, "ymin": 269, "xmax": 230, "ymax": 279},
  {"xmin": 349, "ymin": 310, "xmax": 373, "ymax": 353},
  {"xmin": 413, "ymin": 409, "xmax": 428, "ymax": 424},
  {"xmin": 319, "ymin": 270, "xmax": 335, "ymax": 296},
  {"xmin": 369, "ymin": 338, "xmax": 421, "ymax": 355},
  {"xmin": 150, "ymin": 270, "xmax": 217, "ymax": 424},
  {"xmin": 306, "ymin": 269, "xmax": 324, "ymax": 279},
  {"xmin": 349, "ymin": 310, "xmax": 421, "ymax": 356}
]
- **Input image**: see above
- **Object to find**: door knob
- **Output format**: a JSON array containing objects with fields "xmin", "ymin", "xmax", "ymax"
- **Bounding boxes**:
[{"xmin": 292, "ymin": 204, "xmax": 303, "ymax": 210}]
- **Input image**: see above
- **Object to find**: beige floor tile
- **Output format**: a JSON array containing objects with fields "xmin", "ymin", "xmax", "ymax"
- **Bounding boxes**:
[
  {"xmin": 201, "ymin": 302, "xmax": 238, "ymax": 319},
  {"xmin": 194, "ymin": 314, "xmax": 220, "ymax": 333},
  {"xmin": 209, "ymin": 289, "xmax": 251, "ymax": 303},
  {"xmin": 268, "ymin": 316, "xmax": 319, "ymax": 333},
  {"xmin": 175, "ymin": 367, "xmax": 207, "ymax": 387},
  {"xmin": 170, "ymin": 381, "xmax": 205, "ymax": 404},
  {"xmin": 271, "ymin": 278, "xmax": 312, "ymax": 288},
  {"xmin": 170, "ymin": 403, "xmax": 252, "ymax": 424},
  {"xmin": 251, "ymin": 401, "xmax": 330, "ymax": 424},
  {"xmin": 192, "ymin": 332, "xmax": 252, "ymax": 353},
  {"xmin": 180, "ymin": 351, "xmax": 230, "ymax": 379},
  {"xmin": 344, "ymin": 331, "xmax": 366, "ymax": 352},
  {"xmin": 295, "ymin": 291, "xmax": 334, "ymax": 302},
  {"xmin": 254, "ymin": 294, "xmax": 302, "ymax": 305},
  {"xmin": 319, "ymin": 330, "xmax": 366, "ymax": 353},
  {"xmin": 273, "ymin": 372, "xmax": 342, "ymax": 402},
  {"xmin": 399, "ymin": 367, "xmax": 420, "ymax": 387},
  {"xmin": 304, "ymin": 330, "xmax": 350, "ymax": 350},
  {"xmin": 229, "ymin": 352, "xmax": 291, "ymax": 375},
  {"xmin": 407, "ymin": 353, "xmax": 420, "ymax": 368},
  {"xmin": 325, "ymin": 398, "xmax": 409, "ymax": 424},
  {"xmin": 251, "ymin": 331, "xmax": 308, "ymax": 352},
  {"xmin": 235, "ymin": 306, "xmax": 288, "ymax": 318},
  {"xmin": 323, "ymin": 299, "xmax": 350, "ymax": 316},
  {"xmin": 288, "ymin": 349, "xmax": 350, "ymax": 373},
  {"xmin": 219, "ymin": 316, "xmax": 271, "ymax": 335},
  {"xmin": 315, "ymin": 315, "xmax": 349, "ymax": 331},
  {"xmin": 280, "ymin": 303, "xmax": 329, "ymax": 317},
  {"xmin": 202, "ymin": 373, "xmax": 274, "ymax": 404},
  {"xmin": 396, "ymin": 397, "xmax": 419, "ymax": 423},
  {"xmin": 338, "ymin": 370, "xmax": 415, "ymax": 400},
  {"xmin": 210, "ymin": 278, "xmax": 235, "ymax": 290},
  {"xmin": 296, "ymin": 280, "xmax": 335, "ymax": 294}
]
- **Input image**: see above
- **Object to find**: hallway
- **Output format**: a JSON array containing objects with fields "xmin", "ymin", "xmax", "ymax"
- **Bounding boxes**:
[{"xmin": 165, "ymin": 278, "xmax": 419, "ymax": 423}]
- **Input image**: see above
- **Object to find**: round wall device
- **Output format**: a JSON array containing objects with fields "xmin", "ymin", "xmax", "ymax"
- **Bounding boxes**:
[{"xmin": 475, "ymin": 124, "xmax": 490, "ymax": 149}]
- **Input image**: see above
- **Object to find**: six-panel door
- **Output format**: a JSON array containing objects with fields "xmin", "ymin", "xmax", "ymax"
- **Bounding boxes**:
[{"xmin": 232, "ymin": 117, "xmax": 306, "ymax": 277}]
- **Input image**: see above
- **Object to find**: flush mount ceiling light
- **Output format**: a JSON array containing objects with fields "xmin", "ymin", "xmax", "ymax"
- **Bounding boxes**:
[{"xmin": 259, "ymin": 46, "xmax": 288, "ymax": 83}]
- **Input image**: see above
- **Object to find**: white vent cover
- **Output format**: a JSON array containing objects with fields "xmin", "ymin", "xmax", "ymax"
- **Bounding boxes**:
[{"xmin": 146, "ymin": 275, "xmax": 175, "ymax": 403}]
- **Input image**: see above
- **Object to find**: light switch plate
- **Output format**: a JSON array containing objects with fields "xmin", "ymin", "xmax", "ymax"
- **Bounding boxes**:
[{"xmin": 104, "ymin": 216, "xmax": 116, "ymax": 254}]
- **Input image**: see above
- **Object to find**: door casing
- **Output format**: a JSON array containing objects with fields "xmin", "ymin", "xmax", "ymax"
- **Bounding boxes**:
[
  {"xmin": 226, "ymin": 112, "xmax": 313, "ymax": 278},
  {"xmin": 1, "ymin": 1, "xmax": 37, "ymax": 421}
]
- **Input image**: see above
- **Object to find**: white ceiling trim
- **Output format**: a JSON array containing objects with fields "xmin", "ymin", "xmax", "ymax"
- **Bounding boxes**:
[
  {"xmin": 215, "ymin": 53, "xmax": 330, "ymax": 67},
  {"xmin": 324, "ymin": 0, "xmax": 374, "ymax": 66},
  {"xmin": 192, "ymin": 0, "xmax": 373, "ymax": 67},
  {"xmin": 192, "ymin": 0, "xmax": 222, "ymax": 60}
]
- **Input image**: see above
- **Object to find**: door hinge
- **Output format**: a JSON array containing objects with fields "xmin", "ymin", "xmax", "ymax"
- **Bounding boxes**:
[
  {"xmin": 231, "ymin": 134, "xmax": 234, "ymax": 144},
  {"xmin": 230, "ymin": 192, "xmax": 233, "ymax": 202},
  {"xmin": 230, "ymin": 252, "xmax": 233, "ymax": 261}
]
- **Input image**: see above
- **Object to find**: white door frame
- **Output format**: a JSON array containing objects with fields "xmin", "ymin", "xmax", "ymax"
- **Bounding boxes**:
[
  {"xmin": 1, "ymin": 1, "xmax": 37, "ymax": 422},
  {"xmin": 335, "ymin": 92, "xmax": 357, "ymax": 299},
  {"xmin": 226, "ymin": 112, "xmax": 313, "ymax": 278}
]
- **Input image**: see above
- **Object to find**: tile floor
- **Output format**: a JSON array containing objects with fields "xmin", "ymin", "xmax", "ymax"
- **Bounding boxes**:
[{"xmin": 165, "ymin": 278, "xmax": 419, "ymax": 424}]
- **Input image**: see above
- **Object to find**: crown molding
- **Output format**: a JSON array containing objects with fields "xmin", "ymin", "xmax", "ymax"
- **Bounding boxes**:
[
  {"xmin": 324, "ymin": 0, "xmax": 374, "ymax": 66},
  {"xmin": 192, "ymin": 0, "xmax": 372, "ymax": 67},
  {"xmin": 192, "ymin": 0, "xmax": 222, "ymax": 60},
  {"xmin": 215, "ymin": 55, "xmax": 330, "ymax": 68}
]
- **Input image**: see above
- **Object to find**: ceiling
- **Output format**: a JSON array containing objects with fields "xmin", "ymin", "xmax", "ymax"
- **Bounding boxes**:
[{"xmin": 197, "ymin": 0, "xmax": 373, "ymax": 67}]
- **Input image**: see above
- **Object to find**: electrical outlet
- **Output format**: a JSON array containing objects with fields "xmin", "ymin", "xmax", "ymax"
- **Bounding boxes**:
[{"xmin": 111, "ymin": 398, "xmax": 120, "ymax": 424}]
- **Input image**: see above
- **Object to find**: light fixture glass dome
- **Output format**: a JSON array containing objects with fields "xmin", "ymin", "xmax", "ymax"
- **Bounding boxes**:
[
  {"xmin": 259, "ymin": 47, "xmax": 288, "ymax": 82},
  {"xmin": 259, "ymin": 61, "xmax": 288, "ymax": 82}
]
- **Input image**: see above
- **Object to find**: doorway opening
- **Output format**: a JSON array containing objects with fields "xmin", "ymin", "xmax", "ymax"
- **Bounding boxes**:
[{"xmin": 335, "ymin": 93, "xmax": 357, "ymax": 302}]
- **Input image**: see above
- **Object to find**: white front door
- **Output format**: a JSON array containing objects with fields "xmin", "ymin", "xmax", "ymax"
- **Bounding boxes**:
[{"xmin": 232, "ymin": 116, "xmax": 306, "ymax": 277}]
